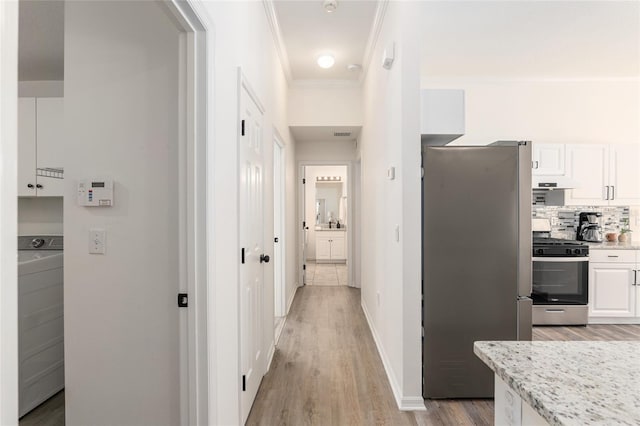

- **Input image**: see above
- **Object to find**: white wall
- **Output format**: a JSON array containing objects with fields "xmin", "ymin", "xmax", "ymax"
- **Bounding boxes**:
[
  {"xmin": 289, "ymin": 85, "xmax": 362, "ymax": 126},
  {"xmin": 303, "ymin": 165, "xmax": 347, "ymax": 260},
  {"xmin": 64, "ymin": 2, "xmax": 181, "ymax": 424},
  {"xmin": 296, "ymin": 139, "xmax": 358, "ymax": 162},
  {"xmin": 422, "ymin": 79, "xmax": 640, "ymax": 146},
  {"xmin": 18, "ymin": 197, "xmax": 63, "ymax": 235},
  {"xmin": 196, "ymin": 2, "xmax": 294, "ymax": 423},
  {"xmin": 359, "ymin": 2, "xmax": 423, "ymax": 410}
]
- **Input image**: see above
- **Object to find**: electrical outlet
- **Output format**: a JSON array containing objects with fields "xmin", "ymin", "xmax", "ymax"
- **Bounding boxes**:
[{"xmin": 89, "ymin": 228, "xmax": 106, "ymax": 254}]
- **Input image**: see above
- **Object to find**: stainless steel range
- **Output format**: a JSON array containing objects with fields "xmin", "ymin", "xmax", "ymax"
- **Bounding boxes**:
[{"xmin": 532, "ymin": 236, "xmax": 589, "ymax": 325}]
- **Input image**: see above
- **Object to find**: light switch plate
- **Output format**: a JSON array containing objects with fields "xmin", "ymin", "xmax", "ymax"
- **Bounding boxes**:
[
  {"xmin": 387, "ymin": 167, "xmax": 395, "ymax": 180},
  {"xmin": 89, "ymin": 228, "xmax": 106, "ymax": 254}
]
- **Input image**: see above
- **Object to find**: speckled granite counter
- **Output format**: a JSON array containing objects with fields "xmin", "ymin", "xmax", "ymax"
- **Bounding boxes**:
[
  {"xmin": 586, "ymin": 241, "xmax": 640, "ymax": 250},
  {"xmin": 474, "ymin": 341, "xmax": 640, "ymax": 426}
]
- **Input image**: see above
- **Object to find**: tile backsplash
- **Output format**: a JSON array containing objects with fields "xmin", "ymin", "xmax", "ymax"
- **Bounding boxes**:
[{"xmin": 532, "ymin": 205, "xmax": 630, "ymax": 240}]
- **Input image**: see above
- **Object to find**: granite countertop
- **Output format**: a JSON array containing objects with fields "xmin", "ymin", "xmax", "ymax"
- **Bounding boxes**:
[
  {"xmin": 586, "ymin": 241, "xmax": 640, "ymax": 250},
  {"xmin": 474, "ymin": 341, "xmax": 640, "ymax": 426}
]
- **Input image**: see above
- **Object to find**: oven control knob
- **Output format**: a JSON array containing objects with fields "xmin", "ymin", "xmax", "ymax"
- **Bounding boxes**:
[
  {"xmin": 536, "ymin": 248, "xmax": 544, "ymax": 255},
  {"xmin": 30, "ymin": 238, "xmax": 45, "ymax": 248},
  {"xmin": 566, "ymin": 249, "xmax": 572, "ymax": 255},
  {"xmin": 574, "ymin": 249, "xmax": 582, "ymax": 255}
]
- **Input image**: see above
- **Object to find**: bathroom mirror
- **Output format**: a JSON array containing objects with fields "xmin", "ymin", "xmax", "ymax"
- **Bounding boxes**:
[{"xmin": 315, "ymin": 182, "xmax": 342, "ymax": 225}]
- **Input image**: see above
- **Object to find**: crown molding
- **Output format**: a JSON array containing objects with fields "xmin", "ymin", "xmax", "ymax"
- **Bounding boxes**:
[
  {"xmin": 422, "ymin": 75, "xmax": 640, "ymax": 85},
  {"xmin": 263, "ymin": 0, "xmax": 293, "ymax": 84},
  {"xmin": 359, "ymin": 0, "xmax": 389, "ymax": 85}
]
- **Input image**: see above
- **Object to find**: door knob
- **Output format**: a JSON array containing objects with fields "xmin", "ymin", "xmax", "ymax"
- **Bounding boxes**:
[
  {"xmin": 27, "ymin": 183, "xmax": 34, "ymax": 189},
  {"xmin": 260, "ymin": 254, "xmax": 270, "ymax": 263},
  {"xmin": 36, "ymin": 184, "xmax": 43, "ymax": 189}
]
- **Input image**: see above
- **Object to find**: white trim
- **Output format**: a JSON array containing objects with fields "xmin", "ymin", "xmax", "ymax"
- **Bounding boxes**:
[
  {"xmin": 273, "ymin": 131, "xmax": 286, "ymax": 318},
  {"xmin": 266, "ymin": 343, "xmax": 276, "ymax": 372},
  {"xmin": 262, "ymin": 0, "xmax": 293, "ymax": 84},
  {"xmin": 422, "ymin": 76, "xmax": 640, "ymax": 84},
  {"xmin": 286, "ymin": 285, "xmax": 298, "ymax": 314},
  {"xmin": 359, "ymin": 0, "xmax": 389, "ymax": 85},
  {"xmin": 0, "ymin": 1, "xmax": 19, "ymax": 423},
  {"xmin": 588, "ymin": 318, "xmax": 640, "ymax": 325},
  {"xmin": 361, "ymin": 301, "xmax": 426, "ymax": 412},
  {"xmin": 290, "ymin": 79, "xmax": 361, "ymax": 89}
]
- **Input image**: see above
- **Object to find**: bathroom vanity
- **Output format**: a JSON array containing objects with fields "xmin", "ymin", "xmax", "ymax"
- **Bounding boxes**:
[{"xmin": 315, "ymin": 229, "xmax": 346, "ymax": 263}]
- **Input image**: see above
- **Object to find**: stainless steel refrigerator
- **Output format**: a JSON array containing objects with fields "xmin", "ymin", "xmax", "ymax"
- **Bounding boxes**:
[{"xmin": 422, "ymin": 141, "xmax": 532, "ymax": 399}]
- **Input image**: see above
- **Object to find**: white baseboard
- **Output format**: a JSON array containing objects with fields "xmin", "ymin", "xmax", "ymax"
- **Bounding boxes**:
[
  {"xmin": 286, "ymin": 284, "xmax": 298, "ymax": 314},
  {"xmin": 361, "ymin": 300, "xmax": 426, "ymax": 411},
  {"xmin": 588, "ymin": 317, "xmax": 640, "ymax": 325},
  {"xmin": 266, "ymin": 343, "xmax": 276, "ymax": 372}
]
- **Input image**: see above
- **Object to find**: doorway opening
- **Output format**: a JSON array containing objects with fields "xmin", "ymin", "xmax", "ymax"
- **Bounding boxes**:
[
  {"xmin": 300, "ymin": 164, "xmax": 352, "ymax": 287},
  {"xmin": 11, "ymin": 1, "xmax": 208, "ymax": 425}
]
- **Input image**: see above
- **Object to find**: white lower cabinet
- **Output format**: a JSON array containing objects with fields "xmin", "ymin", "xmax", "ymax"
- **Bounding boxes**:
[
  {"xmin": 495, "ymin": 376, "xmax": 548, "ymax": 426},
  {"xmin": 315, "ymin": 231, "xmax": 346, "ymax": 262},
  {"xmin": 588, "ymin": 250, "xmax": 640, "ymax": 322}
]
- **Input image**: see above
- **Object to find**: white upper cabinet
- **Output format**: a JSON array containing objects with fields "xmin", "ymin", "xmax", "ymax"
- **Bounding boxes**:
[
  {"xmin": 565, "ymin": 144, "xmax": 609, "ymax": 206},
  {"xmin": 532, "ymin": 143, "xmax": 565, "ymax": 176},
  {"xmin": 18, "ymin": 97, "xmax": 64, "ymax": 197},
  {"xmin": 608, "ymin": 144, "xmax": 640, "ymax": 206},
  {"xmin": 18, "ymin": 98, "xmax": 37, "ymax": 196}
]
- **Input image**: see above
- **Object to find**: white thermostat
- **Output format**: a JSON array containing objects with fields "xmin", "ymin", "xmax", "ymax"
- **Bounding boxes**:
[{"xmin": 77, "ymin": 178, "xmax": 114, "ymax": 207}]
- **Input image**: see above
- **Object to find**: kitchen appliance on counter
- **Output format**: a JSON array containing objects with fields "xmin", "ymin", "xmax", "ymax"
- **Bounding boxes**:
[
  {"xmin": 577, "ymin": 212, "xmax": 603, "ymax": 242},
  {"xmin": 531, "ymin": 220, "xmax": 589, "ymax": 326},
  {"xmin": 422, "ymin": 141, "xmax": 532, "ymax": 399}
]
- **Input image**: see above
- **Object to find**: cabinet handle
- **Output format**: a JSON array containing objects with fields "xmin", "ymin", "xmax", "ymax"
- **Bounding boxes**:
[
  {"xmin": 605, "ymin": 186, "xmax": 610, "ymax": 200},
  {"xmin": 27, "ymin": 183, "xmax": 34, "ymax": 189},
  {"xmin": 36, "ymin": 184, "xmax": 43, "ymax": 189},
  {"xmin": 611, "ymin": 185, "xmax": 615, "ymax": 200},
  {"xmin": 634, "ymin": 270, "xmax": 638, "ymax": 286},
  {"xmin": 535, "ymin": 161, "xmax": 539, "ymax": 169},
  {"xmin": 607, "ymin": 255, "xmax": 619, "ymax": 258}
]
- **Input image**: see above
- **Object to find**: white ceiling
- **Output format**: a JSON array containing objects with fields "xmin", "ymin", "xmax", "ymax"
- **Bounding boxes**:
[
  {"xmin": 418, "ymin": 1, "xmax": 640, "ymax": 79},
  {"xmin": 273, "ymin": 0, "xmax": 378, "ymax": 82},
  {"xmin": 19, "ymin": 0, "xmax": 65, "ymax": 81}
]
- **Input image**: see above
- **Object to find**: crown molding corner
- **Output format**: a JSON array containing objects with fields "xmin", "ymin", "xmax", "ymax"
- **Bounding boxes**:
[
  {"xmin": 263, "ymin": 0, "xmax": 293, "ymax": 85},
  {"xmin": 359, "ymin": 0, "xmax": 389, "ymax": 85}
]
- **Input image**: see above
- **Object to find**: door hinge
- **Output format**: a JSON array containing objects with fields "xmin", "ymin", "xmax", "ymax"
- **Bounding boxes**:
[
  {"xmin": 302, "ymin": 221, "xmax": 306, "ymax": 229},
  {"xmin": 177, "ymin": 293, "xmax": 188, "ymax": 307},
  {"xmin": 241, "ymin": 248, "xmax": 245, "ymax": 264},
  {"xmin": 241, "ymin": 119, "xmax": 245, "ymax": 136},
  {"xmin": 302, "ymin": 178, "xmax": 306, "ymax": 184},
  {"xmin": 274, "ymin": 237, "xmax": 279, "ymax": 243},
  {"xmin": 303, "ymin": 264, "xmax": 306, "ymax": 271},
  {"xmin": 242, "ymin": 375, "xmax": 246, "ymax": 392}
]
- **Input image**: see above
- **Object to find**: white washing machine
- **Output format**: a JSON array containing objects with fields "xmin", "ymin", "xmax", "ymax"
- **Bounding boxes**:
[{"xmin": 18, "ymin": 236, "xmax": 64, "ymax": 417}]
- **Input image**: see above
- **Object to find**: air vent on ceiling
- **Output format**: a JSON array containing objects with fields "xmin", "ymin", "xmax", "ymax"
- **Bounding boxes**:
[{"xmin": 334, "ymin": 132, "xmax": 351, "ymax": 137}]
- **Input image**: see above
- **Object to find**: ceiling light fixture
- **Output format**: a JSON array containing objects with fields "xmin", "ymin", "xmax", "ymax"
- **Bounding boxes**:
[
  {"xmin": 323, "ymin": 0, "xmax": 338, "ymax": 13},
  {"xmin": 317, "ymin": 54, "xmax": 335, "ymax": 69}
]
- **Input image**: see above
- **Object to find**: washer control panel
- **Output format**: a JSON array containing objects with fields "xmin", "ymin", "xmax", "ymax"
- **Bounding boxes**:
[{"xmin": 78, "ymin": 178, "xmax": 114, "ymax": 207}]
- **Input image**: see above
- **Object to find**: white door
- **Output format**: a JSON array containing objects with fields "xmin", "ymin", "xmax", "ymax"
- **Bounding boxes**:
[
  {"xmin": 300, "ymin": 167, "xmax": 308, "ymax": 284},
  {"xmin": 330, "ymin": 235, "xmax": 346, "ymax": 260},
  {"xmin": 273, "ymin": 139, "xmax": 285, "ymax": 318},
  {"xmin": 609, "ymin": 144, "xmax": 640, "ymax": 206},
  {"xmin": 239, "ymin": 84, "xmax": 265, "ymax": 424},
  {"xmin": 565, "ymin": 144, "xmax": 609, "ymax": 206},
  {"xmin": 589, "ymin": 263, "xmax": 636, "ymax": 317}
]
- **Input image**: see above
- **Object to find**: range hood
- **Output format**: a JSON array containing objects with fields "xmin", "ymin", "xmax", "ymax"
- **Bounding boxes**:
[{"xmin": 532, "ymin": 175, "xmax": 579, "ymax": 190}]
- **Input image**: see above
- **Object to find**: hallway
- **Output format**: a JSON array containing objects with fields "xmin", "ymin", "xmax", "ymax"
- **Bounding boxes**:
[{"xmin": 246, "ymin": 286, "xmax": 493, "ymax": 425}]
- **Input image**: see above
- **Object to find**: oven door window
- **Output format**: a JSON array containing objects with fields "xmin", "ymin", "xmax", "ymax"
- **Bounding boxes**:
[{"xmin": 532, "ymin": 258, "xmax": 588, "ymax": 305}]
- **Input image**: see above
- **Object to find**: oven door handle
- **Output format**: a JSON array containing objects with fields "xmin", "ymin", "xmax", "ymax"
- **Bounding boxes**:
[{"xmin": 532, "ymin": 257, "xmax": 589, "ymax": 262}]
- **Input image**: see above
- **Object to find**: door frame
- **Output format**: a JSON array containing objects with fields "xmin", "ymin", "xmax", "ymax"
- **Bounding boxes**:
[
  {"xmin": 298, "ymin": 161, "xmax": 354, "ymax": 287},
  {"xmin": 273, "ymin": 132, "xmax": 286, "ymax": 319},
  {"xmin": 0, "ymin": 0, "xmax": 211, "ymax": 423}
]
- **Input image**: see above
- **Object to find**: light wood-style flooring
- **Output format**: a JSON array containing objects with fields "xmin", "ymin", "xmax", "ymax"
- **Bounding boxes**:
[{"xmin": 19, "ymin": 286, "xmax": 640, "ymax": 426}]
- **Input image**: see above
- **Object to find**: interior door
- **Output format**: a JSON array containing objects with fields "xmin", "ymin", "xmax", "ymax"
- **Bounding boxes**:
[
  {"xmin": 239, "ymin": 84, "xmax": 265, "ymax": 424},
  {"xmin": 301, "ymin": 166, "xmax": 307, "ymax": 285},
  {"xmin": 18, "ymin": 98, "xmax": 36, "ymax": 196}
]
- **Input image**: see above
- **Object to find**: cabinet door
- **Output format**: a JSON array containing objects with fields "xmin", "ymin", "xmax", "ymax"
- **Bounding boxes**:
[
  {"xmin": 330, "ymin": 235, "xmax": 346, "ymax": 260},
  {"xmin": 316, "ymin": 236, "xmax": 331, "ymax": 260},
  {"xmin": 35, "ymin": 98, "xmax": 65, "ymax": 197},
  {"xmin": 532, "ymin": 143, "xmax": 564, "ymax": 176},
  {"xmin": 589, "ymin": 263, "xmax": 636, "ymax": 317},
  {"xmin": 565, "ymin": 144, "xmax": 608, "ymax": 206},
  {"xmin": 18, "ymin": 98, "xmax": 37, "ymax": 196},
  {"xmin": 608, "ymin": 144, "xmax": 640, "ymax": 206}
]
